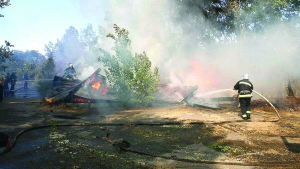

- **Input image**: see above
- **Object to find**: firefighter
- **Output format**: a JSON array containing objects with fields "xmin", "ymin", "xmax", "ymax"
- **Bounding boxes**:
[
  {"xmin": 23, "ymin": 71, "xmax": 29, "ymax": 89},
  {"xmin": 9, "ymin": 71, "xmax": 17, "ymax": 95},
  {"xmin": 234, "ymin": 74, "xmax": 254, "ymax": 120},
  {"xmin": 64, "ymin": 63, "xmax": 77, "ymax": 80}
]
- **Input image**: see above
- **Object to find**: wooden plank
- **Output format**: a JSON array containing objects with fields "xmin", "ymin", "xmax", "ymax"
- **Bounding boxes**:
[{"xmin": 44, "ymin": 68, "xmax": 101, "ymax": 103}]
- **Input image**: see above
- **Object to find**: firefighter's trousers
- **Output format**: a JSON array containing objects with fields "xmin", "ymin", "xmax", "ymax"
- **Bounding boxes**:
[{"xmin": 239, "ymin": 97, "xmax": 251, "ymax": 118}]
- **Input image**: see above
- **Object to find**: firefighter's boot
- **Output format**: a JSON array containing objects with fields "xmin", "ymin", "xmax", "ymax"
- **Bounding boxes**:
[
  {"xmin": 246, "ymin": 111, "xmax": 251, "ymax": 119},
  {"xmin": 242, "ymin": 114, "xmax": 247, "ymax": 120}
]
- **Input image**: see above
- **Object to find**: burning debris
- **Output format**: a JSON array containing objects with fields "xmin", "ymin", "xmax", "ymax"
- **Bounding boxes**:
[
  {"xmin": 155, "ymin": 83, "xmax": 228, "ymax": 109},
  {"xmin": 87, "ymin": 74, "xmax": 109, "ymax": 95},
  {"xmin": 44, "ymin": 67, "xmax": 231, "ymax": 110},
  {"xmin": 44, "ymin": 69, "xmax": 108, "ymax": 103},
  {"xmin": 92, "ymin": 81, "xmax": 100, "ymax": 90}
]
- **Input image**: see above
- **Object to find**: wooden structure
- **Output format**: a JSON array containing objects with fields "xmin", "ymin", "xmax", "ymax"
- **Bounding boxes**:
[{"xmin": 44, "ymin": 68, "xmax": 101, "ymax": 103}]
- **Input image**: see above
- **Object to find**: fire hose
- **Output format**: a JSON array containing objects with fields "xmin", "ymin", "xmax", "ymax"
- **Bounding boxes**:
[
  {"xmin": 1, "ymin": 116, "xmax": 296, "ymax": 167},
  {"xmin": 0, "ymin": 91, "xmax": 286, "ymax": 166},
  {"xmin": 1, "ymin": 121, "xmax": 299, "ymax": 167},
  {"xmin": 252, "ymin": 90, "xmax": 280, "ymax": 119},
  {"xmin": 199, "ymin": 89, "xmax": 281, "ymax": 120}
]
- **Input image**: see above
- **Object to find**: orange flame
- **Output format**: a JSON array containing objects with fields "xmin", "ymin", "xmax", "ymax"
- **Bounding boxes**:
[{"xmin": 92, "ymin": 81, "xmax": 101, "ymax": 90}]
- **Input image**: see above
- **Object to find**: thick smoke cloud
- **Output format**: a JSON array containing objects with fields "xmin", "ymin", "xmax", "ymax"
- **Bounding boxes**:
[
  {"xmin": 56, "ymin": 0, "xmax": 299, "ymax": 99},
  {"xmin": 99, "ymin": 0, "xmax": 300, "ymax": 98}
]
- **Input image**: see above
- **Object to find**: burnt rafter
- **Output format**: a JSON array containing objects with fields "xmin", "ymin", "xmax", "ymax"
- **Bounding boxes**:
[{"xmin": 44, "ymin": 68, "xmax": 102, "ymax": 103}]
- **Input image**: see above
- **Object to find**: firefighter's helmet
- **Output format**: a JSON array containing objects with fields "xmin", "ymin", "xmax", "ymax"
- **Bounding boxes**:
[{"xmin": 243, "ymin": 74, "xmax": 249, "ymax": 80}]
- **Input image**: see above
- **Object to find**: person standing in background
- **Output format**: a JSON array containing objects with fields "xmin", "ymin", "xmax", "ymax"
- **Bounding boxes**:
[
  {"xmin": 23, "ymin": 71, "xmax": 29, "ymax": 89},
  {"xmin": 9, "ymin": 71, "xmax": 17, "ymax": 96},
  {"xmin": 4, "ymin": 73, "xmax": 10, "ymax": 97},
  {"xmin": 0, "ymin": 72, "xmax": 5, "ymax": 102}
]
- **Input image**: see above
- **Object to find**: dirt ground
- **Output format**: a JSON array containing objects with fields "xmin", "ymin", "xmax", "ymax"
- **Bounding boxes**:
[{"xmin": 0, "ymin": 97, "xmax": 300, "ymax": 169}]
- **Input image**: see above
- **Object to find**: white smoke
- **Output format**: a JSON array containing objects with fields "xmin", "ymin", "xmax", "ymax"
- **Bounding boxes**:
[
  {"xmin": 98, "ymin": 0, "xmax": 300, "ymax": 98},
  {"xmin": 52, "ymin": 0, "xmax": 300, "ymax": 98}
]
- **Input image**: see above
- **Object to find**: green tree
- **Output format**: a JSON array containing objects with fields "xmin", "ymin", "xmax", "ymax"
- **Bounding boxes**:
[
  {"xmin": 80, "ymin": 24, "xmax": 100, "ymax": 64},
  {"xmin": 80, "ymin": 24, "xmax": 98, "ymax": 51},
  {"xmin": 54, "ymin": 26, "xmax": 84, "ymax": 69},
  {"xmin": 42, "ymin": 43, "xmax": 56, "ymax": 79},
  {"xmin": 9, "ymin": 50, "xmax": 45, "ymax": 79},
  {"xmin": 99, "ymin": 24, "xmax": 159, "ymax": 107},
  {"xmin": 229, "ymin": 0, "xmax": 300, "ymax": 33},
  {"xmin": 0, "ymin": 41, "xmax": 13, "ymax": 70},
  {"xmin": 174, "ymin": 0, "xmax": 300, "ymax": 39},
  {"xmin": 1, "ymin": 1, "xmax": 13, "ymax": 70},
  {"xmin": 35, "ymin": 56, "xmax": 56, "ymax": 97},
  {"xmin": 35, "ymin": 42, "xmax": 56, "ymax": 97}
]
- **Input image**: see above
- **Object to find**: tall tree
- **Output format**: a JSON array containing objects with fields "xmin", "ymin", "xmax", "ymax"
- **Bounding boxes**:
[
  {"xmin": 44, "ymin": 42, "xmax": 56, "ymax": 58},
  {"xmin": 42, "ymin": 42, "xmax": 56, "ymax": 79},
  {"xmin": 54, "ymin": 26, "xmax": 84, "ymax": 70},
  {"xmin": 8, "ymin": 50, "xmax": 45, "ymax": 77},
  {"xmin": 80, "ymin": 24, "xmax": 99, "ymax": 64},
  {"xmin": 32, "ymin": 42, "xmax": 57, "ymax": 97},
  {"xmin": 80, "ymin": 24, "xmax": 98, "ymax": 51},
  {"xmin": 0, "ymin": 0, "xmax": 13, "ymax": 70}
]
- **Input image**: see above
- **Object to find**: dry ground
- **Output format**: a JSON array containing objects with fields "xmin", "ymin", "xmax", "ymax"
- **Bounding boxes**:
[{"xmin": 0, "ymin": 97, "xmax": 300, "ymax": 169}]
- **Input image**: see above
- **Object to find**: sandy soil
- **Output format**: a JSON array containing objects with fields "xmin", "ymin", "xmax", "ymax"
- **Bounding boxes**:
[{"xmin": 0, "ymin": 97, "xmax": 300, "ymax": 169}]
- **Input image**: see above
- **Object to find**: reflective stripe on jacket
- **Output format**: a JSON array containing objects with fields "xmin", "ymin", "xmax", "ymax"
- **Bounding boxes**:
[
  {"xmin": 234, "ymin": 79, "xmax": 254, "ymax": 98},
  {"xmin": 238, "ymin": 93, "xmax": 252, "ymax": 98}
]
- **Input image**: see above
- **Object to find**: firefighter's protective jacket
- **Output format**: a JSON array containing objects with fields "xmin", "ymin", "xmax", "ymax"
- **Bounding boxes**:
[
  {"xmin": 64, "ymin": 67, "xmax": 77, "ymax": 80},
  {"xmin": 234, "ymin": 79, "xmax": 253, "ymax": 98},
  {"xmin": 64, "ymin": 67, "xmax": 76, "ymax": 75}
]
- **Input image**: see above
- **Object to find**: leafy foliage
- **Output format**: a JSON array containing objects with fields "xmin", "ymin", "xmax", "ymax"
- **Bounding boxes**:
[
  {"xmin": 35, "ymin": 44, "xmax": 56, "ymax": 97},
  {"xmin": 80, "ymin": 24, "xmax": 98, "ymax": 51},
  {"xmin": 174, "ymin": 0, "xmax": 300, "ymax": 42},
  {"xmin": 0, "ymin": 41, "xmax": 14, "ymax": 70},
  {"xmin": 6, "ymin": 50, "xmax": 45, "ymax": 78},
  {"xmin": 55, "ymin": 26, "xmax": 85, "ymax": 66},
  {"xmin": 0, "ymin": 0, "xmax": 10, "ymax": 17},
  {"xmin": 46, "ymin": 25, "xmax": 100, "ymax": 74},
  {"xmin": 80, "ymin": 24, "xmax": 100, "ymax": 64},
  {"xmin": 0, "ymin": 1, "xmax": 13, "ymax": 70},
  {"xmin": 99, "ymin": 24, "xmax": 159, "ymax": 107}
]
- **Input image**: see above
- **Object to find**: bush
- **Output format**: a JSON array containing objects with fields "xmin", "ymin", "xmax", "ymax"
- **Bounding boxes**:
[
  {"xmin": 99, "ymin": 24, "xmax": 159, "ymax": 107},
  {"xmin": 35, "ymin": 56, "xmax": 56, "ymax": 97}
]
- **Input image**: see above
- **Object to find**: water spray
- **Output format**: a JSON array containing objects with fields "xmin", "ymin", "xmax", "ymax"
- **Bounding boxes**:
[
  {"xmin": 196, "ymin": 89, "xmax": 234, "ymax": 97},
  {"xmin": 198, "ymin": 89, "xmax": 280, "ymax": 119}
]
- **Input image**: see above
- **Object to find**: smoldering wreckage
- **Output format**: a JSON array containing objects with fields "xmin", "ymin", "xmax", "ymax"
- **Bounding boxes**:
[
  {"xmin": 44, "ymin": 67, "xmax": 226, "ymax": 108},
  {"xmin": 43, "ymin": 67, "xmax": 279, "ymax": 119}
]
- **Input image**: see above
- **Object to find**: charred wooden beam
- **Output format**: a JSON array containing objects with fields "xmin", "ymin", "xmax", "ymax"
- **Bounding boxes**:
[{"xmin": 44, "ymin": 68, "xmax": 101, "ymax": 103}]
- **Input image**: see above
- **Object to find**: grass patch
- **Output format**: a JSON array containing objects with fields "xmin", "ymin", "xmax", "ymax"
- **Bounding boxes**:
[{"xmin": 208, "ymin": 144, "xmax": 238, "ymax": 153}]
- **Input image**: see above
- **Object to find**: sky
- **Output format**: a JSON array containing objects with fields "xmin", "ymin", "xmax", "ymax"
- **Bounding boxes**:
[{"xmin": 0, "ymin": 0, "xmax": 108, "ymax": 54}]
